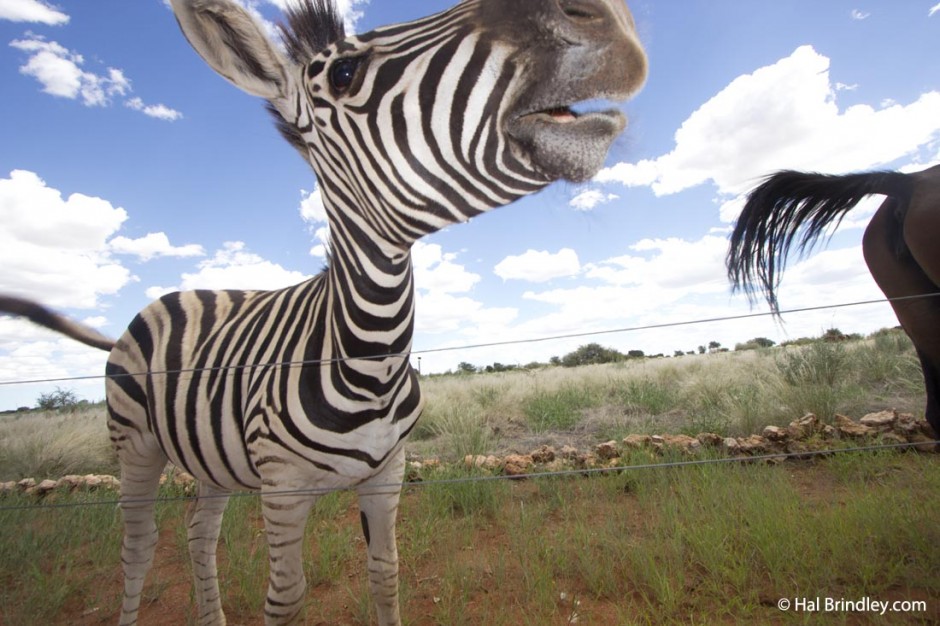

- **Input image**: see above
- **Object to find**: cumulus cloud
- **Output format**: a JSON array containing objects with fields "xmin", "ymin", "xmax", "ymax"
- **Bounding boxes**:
[
  {"xmin": 0, "ymin": 0, "xmax": 68, "ymax": 25},
  {"xmin": 299, "ymin": 186, "xmax": 332, "ymax": 258},
  {"xmin": 850, "ymin": 9, "xmax": 870, "ymax": 20},
  {"xmin": 596, "ymin": 46, "xmax": 940, "ymax": 197},
  {"xmin": 0, "ymin": 169, "xmax": 131, "ymax": 308},
  {"xmin": 10, "ymin": 35, "xmax": 129, "ymax": 106},
  {"xmin": 412, "ymin": 241, "xmax": 480, "ymax": 294},
  {"xmin": 569, "ymin": 188, "xmax": 619, "ymax": 211},
  {"xmin": 494, "ymin": 248, "xmax": 581, "ymax": 283},
  {"xmin": 9, "ymin": 34, "xmax": 181, "ymax": 120},
  {"xmin": 109, "ymin": 232, "xmax": 205, "ymax": 262},
  {"xmin": 930, "ymin": 3, "xmax": 940, "ymax": 17},
  {"xmin": 177, "ymin": 242, "xmax": 310, "ymax": 291},
  {"xmin": 125, "ymin": 97, "xmax": 183, "ymax": 121}
]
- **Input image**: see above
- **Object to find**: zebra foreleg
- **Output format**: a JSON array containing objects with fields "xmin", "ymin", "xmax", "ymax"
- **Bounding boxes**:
[
  {"xmin": 356, "ymin": 448, "xmax": 406, "ymax": 626},
  {"xmin": 187, "ymin": 482, "xmax": 231, "ymax": 625},
  {"xmin": 117, "ymin": 448, "xmax": 168, "ymax": 626},
  {"xmin": 260, "ymin": 486, "xmax": 317, "ymax": 624}
]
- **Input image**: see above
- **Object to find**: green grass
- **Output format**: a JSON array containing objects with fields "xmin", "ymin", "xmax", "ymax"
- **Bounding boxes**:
[{"xmin": 0, "ymin": 451, "xmax": 937, "ymax": 624}]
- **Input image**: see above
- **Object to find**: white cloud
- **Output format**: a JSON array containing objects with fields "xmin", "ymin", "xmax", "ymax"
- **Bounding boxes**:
[
  {"xmin": 11, "ymin": 35, "xmax": 130, "ymax": 106},
  {"xmin": 850, "ymin": 9, "xmax": 870, "ymax": 20},
  {"xmin": 0, "ymin": 0, "xmax": 68, "ymax": 24},
  {"xmin": 569, "ymin": 188, "xmax": 619, "ymax": 211},
  {"xmin": 596, "ymin": 46, "xmax": 940, "ymax": 197},
  {"xmin": 299, "ymin": 186, "xmax": 332, "ymax": 258},
  {"xmin": 176, "ymin": 242, "xmax": 309, "ymax": 291},
  {"xmin": 494, "ymin": 248, "xmax": 581, "ymax": 283},
  {"xmin": 10, "ymin": 34, "xmax": 181, "ymax": 120},
  {"xmin": 0, "ymin": 169, "xmax": 131, "ymax": 308},
  {"xmin": 109, "ymin": 232, "xmax": 205, "ymax": 262},
  {"xmin": 412, "ymin": 241, "xmax": 480, "ymax": 294},
  {"xmin": 584, "ymin": 235, "xmax": 728, "ymax": 291},
  {"xmin": 125, "ymin": 97, "xmax": 183, "ymax": 121},
  {"xmin": 929, "ymin": 3, "xmax": 940, "ymax": 17}
]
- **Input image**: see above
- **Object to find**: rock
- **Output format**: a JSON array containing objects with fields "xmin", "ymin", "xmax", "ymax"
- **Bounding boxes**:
[
  {"xmin": 595, "ymin": 440, "xmax": 620, "ymax": 460},
  {"xmin": 559, "ymin": 445, "xmax": 580, "ymax": 460},
  {"xmin": 907, "ymin": 433, "xmax": 939, "ymax": 452},
  {"xmin": 787, "ymin": 414, "xmax": 819, "ymax": 439},
  {"xmin": 464, "ymin": 455, "xmax": 500, "ymax": 471},
  {"xmin": 762, "ymin": 425, "xmax": 788, "ymax": 442},
  {"xmin": 83, "ymin": 474, "xmax": 103, "ymax": 488},
  {"xmin": 721, "ymin": 437, "xmax": 741, "ymax": 454},
  {"xmin": 17, "ymin": 478, "xmax": 36, "ymax": 492},
  {"xmin": 622, "ymin": 434, "xmax": 652, "ymax": 449},
  {"xmin": 736, "ymin": 435, "xmax": 769, "ymax": 455},
  {"xmin": 859, "ymin": 410, "xmax": 897, "ymax": 429},
  {"xmin": 834, "ymin": 414, "xmax": 873, "ymax": 438},
  {"xmin": 696, "ymin": 432, "xmax": 724, "ymax": 447},
  {"xmin": 0, "ymin": 481, "xmax": 16, "ymax": 494},
  {"xmin": 878, "ymin": 432, "xmax": 908, "ymax": 446},
  {"xmin": 422, "ymin": 458, "xmax": 442, "ymax": 471},
  {"xmin": 530, "ymin": 445, "xmax": 556, "ymax": 464},
  {"xmin": 894, "ymin": 413, "xmax": 920, "ymax": 435},
  {"xmin": 57, "ymin": 475, "xmax": 85, "ymax": 490},
  {"xmin": 502, "ymin": 454, "xmax": 533, "ymax": 476},
  {"xmin": 660, "ymin": 434, "xmax": 701, "ymax": 453},
  {"xmin": 35, "ymin": 479, "xmax": 58, "ymax": 495},
  {"xmin": 820, "ymin": 424, "xmax": 837, "ymax": 438}
]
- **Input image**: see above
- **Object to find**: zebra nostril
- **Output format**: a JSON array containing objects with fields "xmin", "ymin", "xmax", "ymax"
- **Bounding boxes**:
[{"xmin": 558, "ymin": 0, "xmax": 601, "ymax": 21}]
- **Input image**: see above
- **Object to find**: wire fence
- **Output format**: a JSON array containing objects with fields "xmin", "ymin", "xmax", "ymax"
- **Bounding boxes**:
[
  {"xmin": 0, "ymin": 291, "xmax": 938, "ymax": 515},
  {"xmin": 1, "ymin": 291, "xmax": 939, "ymax": 388},
  {"xmin": 1, "ymin": 439, "xmax": 937, "ymax": 513}
]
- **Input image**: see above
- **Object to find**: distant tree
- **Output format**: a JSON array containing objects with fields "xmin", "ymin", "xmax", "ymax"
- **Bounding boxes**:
[
  {"xmin": 821, "ymin": 328, "xmax": 847, "ymax": 342},
  {"xmin": 673, "ymin": 350, "xmax": 685, "ymax": 358},
  {"xmin": 457, "ymin": 362, "xmax": 477, "ymax": 374},
  {"xmin": 484, "ymin": 362, "xmax": 516, "ymax": 373},
  {"xmin": 549, "ymin": 356, "xmax": 562, "ymax": 367},
  {"xmin": 627, "ymin": 349, "xmax": 645, "ymax": 359},
  {"xmin": 708, "ymin": 340, "xmax": 722, "ymax": 352},
  {"xmin": 37, "ymin": 387, "xmax": 80, "ymax": 411},
  {"xmin": 697, "ymin": 345, "xmax": 706, "ymax": 355},
  {"xmin": 734, "ymin": 337, "xmax": 777, "ymax": 351},
  {"xmin": 560, "ymin": 343, "xmax": 625, "ymax": 367}
]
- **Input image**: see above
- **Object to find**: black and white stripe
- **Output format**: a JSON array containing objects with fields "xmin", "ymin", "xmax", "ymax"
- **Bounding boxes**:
[{"xmin": 1, "ymin": 1, "xmax": 646, "ymax": 624}]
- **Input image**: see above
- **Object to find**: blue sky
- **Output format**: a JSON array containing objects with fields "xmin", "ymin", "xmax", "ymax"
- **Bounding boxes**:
[{"xmin": 1, "ymin": 0, "xmax": 939, "ymax": 410}]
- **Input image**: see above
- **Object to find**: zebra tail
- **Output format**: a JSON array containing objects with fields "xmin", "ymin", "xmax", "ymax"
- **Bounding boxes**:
[
  {"xmin": 0, "ymin": 295, "xmax": 115, "ymax": 352},
  {"xmin": 726, "ymin": 169, "xmax": 914, "ymax": 313}
]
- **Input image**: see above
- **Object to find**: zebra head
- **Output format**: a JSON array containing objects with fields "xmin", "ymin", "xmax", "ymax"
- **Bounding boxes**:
[{"xmin": 171, "ymin": 0, "xmax": 647, "ymax": 249}]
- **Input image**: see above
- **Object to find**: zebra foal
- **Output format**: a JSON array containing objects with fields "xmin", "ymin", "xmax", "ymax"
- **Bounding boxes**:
[{"xmin": 1, "ymin": 0, "xmax": 646, "ymax": 623}]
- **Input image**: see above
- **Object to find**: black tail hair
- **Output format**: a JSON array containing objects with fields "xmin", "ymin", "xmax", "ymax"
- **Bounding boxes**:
[{"xmin": 726, "ymin": 169, "xmax": 914, "ymax": 312}]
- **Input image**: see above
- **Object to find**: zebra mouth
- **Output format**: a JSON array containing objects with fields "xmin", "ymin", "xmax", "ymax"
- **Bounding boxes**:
[{"xmin": 508, "ymin": 105, "xmax": 626, "ymax": 183}]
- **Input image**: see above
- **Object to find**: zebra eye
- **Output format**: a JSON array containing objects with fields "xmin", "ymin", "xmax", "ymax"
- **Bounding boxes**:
[{"xmin": 330, "ymin": 58, "xmax": 361, "ymax": 93}]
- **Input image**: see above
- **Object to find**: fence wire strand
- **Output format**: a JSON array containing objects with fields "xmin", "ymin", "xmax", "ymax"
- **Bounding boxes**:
[
  {"xmin": 1, "ymin": 439, "xmax": 937, "ymax": 513},
  {"xmin": 2, "ymin": 292, "xmax": 939, "ymax": 388}
]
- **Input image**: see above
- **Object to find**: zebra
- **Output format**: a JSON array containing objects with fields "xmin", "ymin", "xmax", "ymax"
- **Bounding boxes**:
[{"xmin": 1, "ymin": 0, "xmax": 646, "ymax": 623}]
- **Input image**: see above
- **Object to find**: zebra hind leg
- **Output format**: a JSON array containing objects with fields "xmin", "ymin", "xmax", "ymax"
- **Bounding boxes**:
[
  {"xmin": 117, "ymin": 446, "xmax": 169, "ymax": 626},
  {"xmin": 356, "ymin": 448, "xmax": 406, "ymax": 626},
  {"xmin": 260, "ymin": 486, "xmax": 317, "ymax": 624},
  {"xmin": 187, "ymin": 481, "xmax": 232, "ymax": 625}
]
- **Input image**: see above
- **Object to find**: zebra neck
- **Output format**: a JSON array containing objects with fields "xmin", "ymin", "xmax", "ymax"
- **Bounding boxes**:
[{"xmin": 322, "ymin": 216, "xmax": 416, "ymax": 365}]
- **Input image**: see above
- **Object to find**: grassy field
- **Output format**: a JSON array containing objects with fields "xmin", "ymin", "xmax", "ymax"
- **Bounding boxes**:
[{"xmin": 0, "ymin": 329, "xmax": 937, "ymax": 624}]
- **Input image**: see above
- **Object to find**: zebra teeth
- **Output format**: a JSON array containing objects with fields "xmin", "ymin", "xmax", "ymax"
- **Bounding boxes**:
[{"xmin": 543, "ymin": 106, "xmax": 578, "ymax": 123}]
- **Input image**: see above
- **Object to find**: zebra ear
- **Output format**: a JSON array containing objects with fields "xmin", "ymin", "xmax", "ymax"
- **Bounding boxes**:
[{"xmin": 170, "ymin": 0, "xmax": 294, "ymax": 101}]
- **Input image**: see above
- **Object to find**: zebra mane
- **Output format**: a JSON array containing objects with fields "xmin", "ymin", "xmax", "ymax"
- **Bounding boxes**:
[
  {"xmin": 278, "ymin": 0, "xmax": 345, "ymax": 64},
  {"xmin": 267, "ymin": 0, "xmax": 345, "ymax": 156}
]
